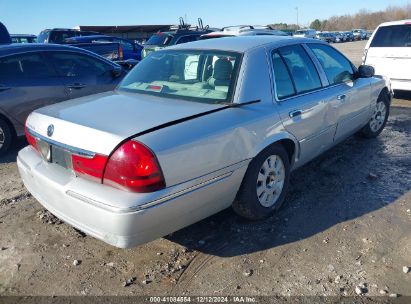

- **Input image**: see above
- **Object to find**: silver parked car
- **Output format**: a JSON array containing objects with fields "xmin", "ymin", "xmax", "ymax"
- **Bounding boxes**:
[{"xmin": 18, "ymin": 36, "xmax": 392, "ymax": 248}]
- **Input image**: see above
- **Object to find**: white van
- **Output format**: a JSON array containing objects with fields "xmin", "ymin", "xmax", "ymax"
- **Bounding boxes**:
[
  {"xmin": 363, "ymin": 20, "xmax": 411, "ymax": 91},
  {"xmin": 293, "ymin": 29, "xmax": 316, "ymax": 39}
]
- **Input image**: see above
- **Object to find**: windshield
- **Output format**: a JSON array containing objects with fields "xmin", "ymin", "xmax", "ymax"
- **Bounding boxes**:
[
  {"xmin": 146, "ymin": 34, "xmax": 174, "ymax": 46},
  {"xmin": 119, "ymin": 50, "xmax": 242, "ymax": 104}
]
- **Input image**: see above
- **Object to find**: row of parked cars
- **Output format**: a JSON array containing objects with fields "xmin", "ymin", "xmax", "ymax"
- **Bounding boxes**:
[
  {"xmin": 1, "ymin": 17, "xmax": 409, "ymax": 248},
  {"xmin": 294, "ymin": 28, "xmax": 371, "ymax": 42}
]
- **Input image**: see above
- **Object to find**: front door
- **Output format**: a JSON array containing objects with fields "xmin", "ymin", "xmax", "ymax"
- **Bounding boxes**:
[{"xmin": 307, "ymin": 43, "xmax": 371, "ymax": 142}]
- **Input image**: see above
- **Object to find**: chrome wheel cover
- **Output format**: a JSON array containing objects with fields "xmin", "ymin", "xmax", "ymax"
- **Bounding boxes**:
[
  {"xmin": 369, "ymin": 100, "xmax": 387, "ymax": 133},
  {"xmin": 256, "ymin": 155, "xmax": 285, "ymax": 208}
]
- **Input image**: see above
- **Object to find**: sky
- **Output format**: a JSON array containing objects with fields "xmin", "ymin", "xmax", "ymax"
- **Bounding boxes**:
[{"xmin": 0, "ymin": 0, "xmax": 409, "ymax": 34}]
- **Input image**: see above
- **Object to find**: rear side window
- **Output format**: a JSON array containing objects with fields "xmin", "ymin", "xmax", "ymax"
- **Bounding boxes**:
[
  {"xmin": 146, "ymin": 34, "xmax": 173, "ymax": 46},
  {"xmin": 49, "ymin": 31, "xmax": 77, "ymax": 43},
  {"xmin": 49, "ymin": 52, "xmax": 112, "ymax": 77},
  {"xmin": 308, "ymin": 44, "xmax": 354, "ymax": 84},
  {"xmin": 0, "ymin": 53, "xmax": 51, "ymax": 80},
  {"xmin": 272, "ymin": 52, "xmax": 295, "ymax": 99},
  {"xmin": 277, "ymin": 45, "xmax": 322, "ymax": 94},
  {"xmin": 370, "ymin": 25, "xmax": 411, "ymax": 47}
]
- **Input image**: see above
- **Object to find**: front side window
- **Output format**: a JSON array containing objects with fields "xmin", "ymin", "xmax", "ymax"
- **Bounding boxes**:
[
  {"xmin": 308, "ymin": 44, "xmax": 354, "ymax": 85},
  {"xmin": 277, "ymin": 45, "xmax": 322, "ymax": 94},
  {"xmin": 0, "ymin": 53, "xmax": 51, "ymax": 81},
  {"xmin": 119, "ymin": 50, "xmax": 242, "ymax": 104},
  {"xmin": 370, "ymin": 25, "xmax": 411, "ymax": 47},
  {"xmin": 49, "ymin": 52, "xmax": 112, "ymax": 77},
  {"xmin": 176, "ymin": 35, "xmax": 199, "ymax": 44}
]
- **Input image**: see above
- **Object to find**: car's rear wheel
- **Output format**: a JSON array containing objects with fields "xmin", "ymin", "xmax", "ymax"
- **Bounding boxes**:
[
  {"xmin": 233, "ymin": 144, "xmax": 290, "ymax": 220},
  {"xmin": 0, "ymin": 118, "xmax": 13, "ymax": 156},
  {"xmin": 361, "ymin": 93, "xmax": 390, "ymax": 138}
]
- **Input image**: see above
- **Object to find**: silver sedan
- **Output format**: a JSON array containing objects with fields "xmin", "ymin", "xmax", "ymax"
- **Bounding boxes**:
[{"xmin": 18, "ymin": 36, "xmax": 392, "ymax": 248}]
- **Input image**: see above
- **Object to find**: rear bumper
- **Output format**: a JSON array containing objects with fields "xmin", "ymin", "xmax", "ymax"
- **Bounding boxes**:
[{"xmin": 17, "ymin": 146, "xmax": 247, "ymax": 248}]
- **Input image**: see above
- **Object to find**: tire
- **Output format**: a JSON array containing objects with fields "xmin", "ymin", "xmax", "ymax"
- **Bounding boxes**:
[
  {"xmin": 0, "ymin": 118, "xmax": 13, "ymax": 156},
  {"xmin": 361, "ymin": 92, "xmax": 390, "ymax": 138},
  {"xmin": 232, "ymin": 144, "xmax": 290, "ymax": 220}
]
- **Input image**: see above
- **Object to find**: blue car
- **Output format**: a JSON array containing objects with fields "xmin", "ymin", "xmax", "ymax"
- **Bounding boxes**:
[{"xmin": 65, "ymin": 35, "xmax": 143, "ymax": 61}]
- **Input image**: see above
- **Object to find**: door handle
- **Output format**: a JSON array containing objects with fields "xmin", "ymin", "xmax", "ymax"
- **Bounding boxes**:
[
  {"xmin": 289, "ymin": 110, "xmax": 302, "ymax": 118},
  {"xmin": 67, "ymin": 83, "xmax": 86, "ymax": 90},
  {"xmin": 337, "ymin": 94, "xmax": 346, "ymax": 101}
]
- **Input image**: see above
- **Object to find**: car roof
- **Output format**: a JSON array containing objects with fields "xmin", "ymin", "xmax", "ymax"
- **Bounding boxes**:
[
  {"xmin": 378, "ymin": 19, "xmax": 411, "ymax": 27},
  {"xmin": 11, "ymin": 34, "xmax": 37, "ymax": 37},
  {"xmin": 168, "ymin": 36, "xmax": 323, "ymax": 53},
  {"xmin": 68, "ymin": 35, "xmax": 120, "ymax": 40},
  {"xmin": 0, "ymin": 43, "xmax": 113, "ymax": 59}
]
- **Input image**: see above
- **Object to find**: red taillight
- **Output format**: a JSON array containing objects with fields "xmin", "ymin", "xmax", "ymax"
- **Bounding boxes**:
[
  {"xmin": 103, "ymin": 140, "xmax": 165, "ymax": 193},
  {"xmin": 25, "ymin": 124, "xmax": 37, "ymax": 150},
  {"xmin": 72, "ymin": 154, "xmax": 108, "ymax": 181},
  {"xmin": 118, "ymin": 46, "xmax": 123, "ymax": 60}
]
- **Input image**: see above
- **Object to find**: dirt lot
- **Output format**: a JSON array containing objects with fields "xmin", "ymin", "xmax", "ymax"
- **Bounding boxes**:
[{"xmin": 0, "ymin": 41, "xmax": 410, "ymax": 298}]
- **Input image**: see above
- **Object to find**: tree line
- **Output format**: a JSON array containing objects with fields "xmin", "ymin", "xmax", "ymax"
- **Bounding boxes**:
[
  {"xmin": 309, "ymin": 4, "xmax": 411, "ymax": 31},
  {"xmin": 269, "ymin": 4, "xmax": 410, "ymax": 32}
]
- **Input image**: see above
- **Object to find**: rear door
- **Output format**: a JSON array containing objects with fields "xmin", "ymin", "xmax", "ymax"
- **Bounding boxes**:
[
  {"xmin": 307, "ymin": 43, "xmax": 371, "ymax": 141},
  {"xmin": 0, "ymin": 52, "xmax": 66, "ymax": 126},
  {"xmin": 365, "ymin": 24, "xmax": 411, "ymax": 81},
  {"xmin": 271, "ymin": 44, "xmax": 339, "ymax": 166},
  {"xmin": 46, "ymin": 51, "xmax": 120, "ymax": 99}
]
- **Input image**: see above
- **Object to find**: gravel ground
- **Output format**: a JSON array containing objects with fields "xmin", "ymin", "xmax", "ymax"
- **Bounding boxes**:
[{"xmin": 0, "ymin": 41, "xmax": 410, "ymax": 298}]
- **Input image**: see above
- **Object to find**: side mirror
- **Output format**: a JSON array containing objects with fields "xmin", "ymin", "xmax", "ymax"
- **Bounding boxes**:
[
  {"xmin": 111, "ymin": 66, "xmax": 123, "ymax": 78},
  {"xmin": 357, "ymin": 65, "xmax": 375, "ymax": 78},
  {"xmin": 117, "ymin": 59, "xmax": 139, "ymax": 71}
]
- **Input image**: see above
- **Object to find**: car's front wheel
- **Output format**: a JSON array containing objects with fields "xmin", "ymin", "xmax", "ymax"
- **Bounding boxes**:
[
  {"xmin": 0, "ymin": 118, "xmax": 13, "ymax": 156},
  {"xmin": 361, "ymin": 93, "xmax": 390, "ymax": 138},
  {"xmin": 233, "ymin": 144, "xmax": 290, "ymax": 220}
]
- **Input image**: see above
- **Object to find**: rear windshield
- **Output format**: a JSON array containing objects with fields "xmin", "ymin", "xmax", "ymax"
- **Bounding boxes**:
[
  {"xmin": 146, "ymin": 34, "xmax": 173, "ymax": 46},
  {"xmin": 119, "ymin": 50, "xmax": 242, "ymax": 104},
  {"xmin": 370, "ymin": 25, "xmax": 411, "ymax": 47}
]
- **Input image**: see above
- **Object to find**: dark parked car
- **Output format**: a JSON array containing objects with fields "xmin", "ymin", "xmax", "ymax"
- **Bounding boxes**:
[
  {"xmin": 37, "ymin": 28, "xmax": 99, "ymax": 44},
  {"xmin": 342, "ymin": 31, "xmax": 355, "ymax": 42},
  {"xmin": 316, "ymin": 32, "xmax": 336, "ymax": 43},
  {"xmin": 0, "ymin": 22, "xmax": 11, "ymax": 44},
  {"xmin": 0, "ymin": 44, "xmax": 125, "ymax": 155},
  {"xmin": 11, "ymin": 34, "xmax": 37, "ymax": 43},
  {"xmin": 142, "ymin": 18, "xmax": 212, "ymax": 58},
  {"xmin": 65, "ymin": 35, "xmax": 143, "ymax": 61}
]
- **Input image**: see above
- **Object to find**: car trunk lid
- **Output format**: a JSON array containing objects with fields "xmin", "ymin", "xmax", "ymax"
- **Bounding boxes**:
[{"xmin": 26, "ymin": 91, "xmax": 225, "ymax": 156}]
